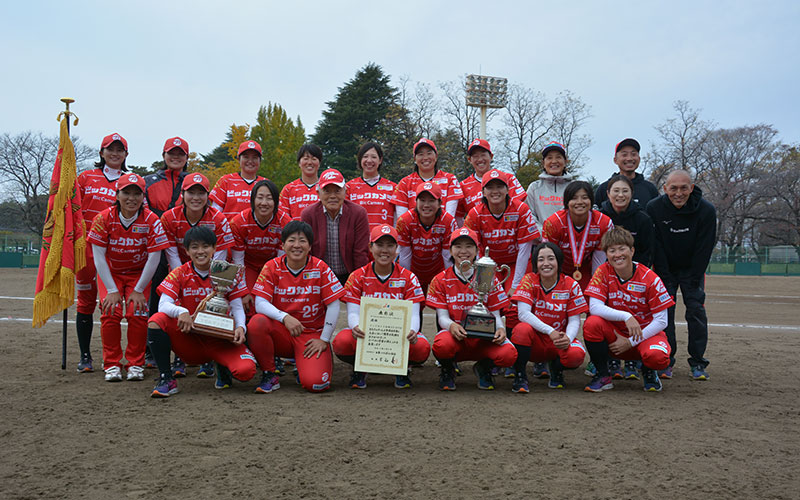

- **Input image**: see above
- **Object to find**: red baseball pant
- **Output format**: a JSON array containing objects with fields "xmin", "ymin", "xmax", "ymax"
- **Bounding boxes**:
[
  {"xmin": 582, "ymin": 315, "xmax": 671, "ymax": 370},
  {"xmin": 510, "ymin": 322, "xmax": 586, "ymax": 368},
  {"xmin": 432, "ymin": 330, "xmax": 517, "ymax": 367},
  {"xmin": 97, "ymin": 273, "xmax": 150, "ymax": 369},
  {"xmin": 76, "ymin": 246, "xmax": 98, "ymax": 314}
]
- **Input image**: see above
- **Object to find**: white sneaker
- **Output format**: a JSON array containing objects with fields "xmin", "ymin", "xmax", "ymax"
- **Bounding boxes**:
[
  {"xmin": 104, "ymin": 366, "xmax": 123, "ymax": 382},
  {"xmin": 126, "ymin": 365, "xmax": 144, "ymax": 381}
]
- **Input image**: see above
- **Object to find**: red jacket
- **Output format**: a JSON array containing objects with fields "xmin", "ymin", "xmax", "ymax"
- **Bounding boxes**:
[{"xmin": 301, "ymin": 200, "xmax": 370, "ymax": 275}]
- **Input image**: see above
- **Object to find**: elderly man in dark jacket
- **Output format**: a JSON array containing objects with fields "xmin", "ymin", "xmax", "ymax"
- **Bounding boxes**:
[
  {"xmin": 301, "ymin": 168, "xmax": 370, "ymax": 284},
  {"xmin": 646, "ymin": 169, "xmax": 716, "ymax": 381}
]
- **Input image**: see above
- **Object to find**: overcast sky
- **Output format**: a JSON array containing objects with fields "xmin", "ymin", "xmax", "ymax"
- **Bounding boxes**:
[{"xmin": 2, "ymin": 0, "xmax": 798, "ymax": 181}]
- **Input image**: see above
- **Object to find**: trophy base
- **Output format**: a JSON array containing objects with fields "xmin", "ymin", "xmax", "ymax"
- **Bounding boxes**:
[
  {"xmin": 191, "ymin": 311, "xmax": 236, "ymax": 341},
  {"xmin": 462, "ymin": 311, "xmax": 498, "ymax": 340}
]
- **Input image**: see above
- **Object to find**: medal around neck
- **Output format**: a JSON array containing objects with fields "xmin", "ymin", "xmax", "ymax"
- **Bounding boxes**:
[
  {"xmin": 191, "ymin": 260, "xmax": 244, "ymax": 341},
  {"xmin": 459, "ymin": 248, "xmax": 510, "ymax": 340}
]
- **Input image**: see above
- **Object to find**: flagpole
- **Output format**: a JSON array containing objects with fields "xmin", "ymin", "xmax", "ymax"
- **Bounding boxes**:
[{"xmin": 60, "ymin": 97, "xmax": 74, "ymax": 370}]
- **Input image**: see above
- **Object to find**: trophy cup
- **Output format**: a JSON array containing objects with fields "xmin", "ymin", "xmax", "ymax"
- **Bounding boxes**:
[
  {"xmin": 190, "ymin": 260, "xmax": 244, "ymax": 342},
  {"xmin": 460, "ymin": 248, "xmax": 510, "ymax": 340}
]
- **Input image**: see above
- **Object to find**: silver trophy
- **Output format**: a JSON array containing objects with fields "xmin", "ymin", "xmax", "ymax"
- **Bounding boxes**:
[
  {"xmin": 191, "ymin": 260, "xmax": 244, "ymax": 341},
  {"xmin": 459, "ymin": 247, "xmax": 510, "ymax": 339}
]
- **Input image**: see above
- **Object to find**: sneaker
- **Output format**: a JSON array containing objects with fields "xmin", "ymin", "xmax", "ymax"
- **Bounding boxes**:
[
  {"xmin": 438, "ymin": 368, "xmax": 456, "ymax": 391},
  {"xmin": 690, "ymin": 366, "xmax": 709, "ymax": 381},
  {"xmin": 642, "ymin": 368, "xmax": 663, "ymax": 392},
  {"xmin": 532, "ymin": 362, "xmax": 549, "ymax": 379},
  {"xmin": 144, "ymin": 352, "xmax": 156, "ymax": 369},
  {"xmin": 503, "ymin": 367, "xmax": 515, "ymax": 379},
  {"xmin": 171, "ymin": 358, "xmax": 186, "ymax": 378},
  {"xmin": 150, "ymin": 377, "xmax": 178, "ymax": 398},
  {"xmin": 584, "ymin": 361, "xmax": 597, "ymax": 377},
  {"xmin": 394, "ymin": 375, "xmax": 412, "ymax": 389},
  {"xmin": 658, "ymin": 366, "xmax": 673, "ymax": 379},
  {"xmin": 623, "ymin": 361, "xmax": 640, "ymax": 380},
  {"xmin": 349, "ymin": 371, "xmax": 367, "ymax": 389},
  {"xmin": 126, "ymin": 365, "xmax": 145, "ymax": 381},
  {"xmin": 473, "ymin": 363, "xmax": 495, "ymax": 390},
  {"xmin": 77, "ymin": 354, "xmax": 93, "ymax": 373},
  {"xmin": 548, "ymin": 367, "xmax": 565, "ymax": 389},
  {"xmin": 609, "ymin": 359, "xmax": 624, "ymax": 379},
  {"xmin": 584, "ymin": 374, "xmax": 613, "ymax": 393},
  {"xmin": 511, "ymin": 373, "xmax": 529, "ymax": 393},
  {"xmin": 104, "ymin": 366, "xmax": 123, "ymax": 382},
  {"xmin": 274, "ymin": 357, "xmax": 286, "ymax": 377},
  {"xmin": 255, "ymin": 371, "xmax": 281, "ymax": 393},
  {"xmin": 196, "ymin": 362, "xmax": 215, "ymax": 378},
  {"xmin": 215, "ymin": 363, "xmax": 233, "ymax": 390}
]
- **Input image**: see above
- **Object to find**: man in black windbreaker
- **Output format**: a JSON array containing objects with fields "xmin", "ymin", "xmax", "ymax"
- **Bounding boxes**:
[{"xmin": 646, "ymin": 170, "xmax": 716, "ymax": 381}]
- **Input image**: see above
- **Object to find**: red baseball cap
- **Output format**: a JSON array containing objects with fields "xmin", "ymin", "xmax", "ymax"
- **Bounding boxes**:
[
  {"xmin": 238, "ymin": 140, "xmax": 263, "ymax": 157},
  {"xmin": 449, "ymin": 227, "xmax": 479, "ymax": 247},
  {"xmin": 116, "ymin": 173, "xmax": 145, "ymax": 192},
  {"xmin": 318, "ymin": 169, "xmax": 345, "ymax": 189},
  {"xmin": 415, "ymin": 180, "xmax": 442, "ymax": 200},
  {"xmin": 615, "ymin": 138, "xmax": 640, "ymax": 154},
  {"xmin": 163, "ymin": 136, "xmax": 189, "ymax": 155},
  {"xmin": 182, "ymin": 172, "xmax": 210, "ymax": 192},
  {"xmin": 370, "ymin": 224, "xmax": 399, "ymax": 244},
  {"xmin": 467, "ymin": 138, "xmax": 492, "ymax": 156},
  {"xmin": 413, "ymin": 138, "xmax": 437, "ymax": 154},
  {"xmin": 481, "ymin": 169, "xmax": 508, "ymax": 190},
  {"xmin": 101, "ymin": 132, "xmax": 128, "ymax": 151}
]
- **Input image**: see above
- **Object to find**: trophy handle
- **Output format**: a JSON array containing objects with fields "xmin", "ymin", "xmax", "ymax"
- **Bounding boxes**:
[
  {"xmin": 196, "ymin": 290, "xmax": 217, "ymax": 312},
  {"xmin": 459, "ymin": 260, "xmax": 473, "ymax": 276},
  {"xmin": 495, "ymin": 264, "xmax": 511, "ymax": 287}
]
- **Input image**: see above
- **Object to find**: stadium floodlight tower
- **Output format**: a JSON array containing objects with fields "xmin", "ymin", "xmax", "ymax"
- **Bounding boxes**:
[{"xmin": 465, "ymin": 74, "xmax": 508, "ymax": 140}]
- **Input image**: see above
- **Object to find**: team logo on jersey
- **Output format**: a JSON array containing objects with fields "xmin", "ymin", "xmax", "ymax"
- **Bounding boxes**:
[
  {"xmin": 388, "ymin": 280, "xmax": 406, "ymax": 288},
  {"xmin": 574, "ymin": 296, "xmax": 586, "ymax": 306},
  {"xmin": 193, "ymin": 174, "xmax": 203, "ymax": 182},
  {"xmin": 199, "ymin": 222, "xmax": 215, "ymax": 228},
  {"xmin": 658, "ymin": 293, "xmax": 671, "ymax": 303},
  {"xmin": 504, "ymin": 214, "xmax": 519, "ymax": 222},
  {"xmin": 432, "ymin": 226, "xmax": 446, "ymax": 234},
  {"xmin": 551, "ymin": 292, "xmax": 570, "ymax": 300},
  {"xmin": 303, "ymin": 270, "xmax": 321, "ymax": 279},
  {"xmin": 268, "ymin": 226, "xmax": 281, "ymax": 233},
  {"xmin": 154, "ymin": 235, "xmax": 168, "ymax": 245},
  {"xmin": 589, "ymin": 227, "xmax": 600, "ymax": 235},
  {"xmin": 331, "ymin": 282, "xmax": 343, "ymax": 292},
  {"xmin": 435, "ymin": 178, "xmax": 446, "ymax": 184},
  {"xmin": 131, "ymin": 225, "xmax": 149, "ymax": 234},
  {"xmin": 377, "ymin": 184, "xmax": 392, "ymax": 191},
  {"xmin": 627, "ymin": 283, "xmax": 646, "ymax": 293}
]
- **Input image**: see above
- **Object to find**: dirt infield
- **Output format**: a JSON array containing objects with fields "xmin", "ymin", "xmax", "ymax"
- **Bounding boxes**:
[{"xmin": 1, "ymin": 269, "xmax": 798, "ymax": 499}]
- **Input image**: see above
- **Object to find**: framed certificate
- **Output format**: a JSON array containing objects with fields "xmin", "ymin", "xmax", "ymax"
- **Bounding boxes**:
[{"xmin": 354, "ymin": 296, "xmax": 412, "ymax": 376}]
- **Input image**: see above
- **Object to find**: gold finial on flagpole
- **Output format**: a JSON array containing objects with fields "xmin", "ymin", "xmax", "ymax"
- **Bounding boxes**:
[{"xmin": 57, "ymin": 97, "xmax": 79, "ymax": 126}]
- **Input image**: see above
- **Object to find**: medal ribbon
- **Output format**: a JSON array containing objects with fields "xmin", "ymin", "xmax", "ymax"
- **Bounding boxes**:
[{"xmin": 566, "ymin": 212, "xmax": 590, "ymax": 270}]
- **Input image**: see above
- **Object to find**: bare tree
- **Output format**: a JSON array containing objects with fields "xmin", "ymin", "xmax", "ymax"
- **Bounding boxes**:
[
  {"xmin": 758, "ymin": 145, "xmax": 800, "ymax": 260},
  {"xmin": 496, "ymin": 84, "xmax": 551, "ymax": 173},
  {"xmin": 548, "ymin": 90, "xmax": 593, "ymax": 170},
  {"xmin": 0, "ymin": 131, "xmax": 94, "ymax": 234},
  {"xmin": 644, "ymin": 100, "xmax": 714, "ymax": 188},
  {"xmin": 696, "ymin": 124, "xmax": 778, "ymax": 259}
]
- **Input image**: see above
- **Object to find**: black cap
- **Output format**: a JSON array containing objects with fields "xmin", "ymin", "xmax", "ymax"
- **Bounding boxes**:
[{"xmin": 615, "ymin": 138, "xmax": 640, "ymax": 153}]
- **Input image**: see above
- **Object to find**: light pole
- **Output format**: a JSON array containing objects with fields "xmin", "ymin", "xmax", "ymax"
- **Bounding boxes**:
[{"xmin": 465, "ymin": 74, "xmax": 508, "ymax": 140}]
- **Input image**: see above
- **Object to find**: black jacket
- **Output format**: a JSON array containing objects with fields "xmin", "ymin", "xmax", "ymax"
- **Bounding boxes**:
[
  {"xmin": 645, "ymin": 186, "xmax": 717, "ymax": 282},
  {"xmin": 599, "ymin": 200, "xmax": 655, "ymax": 267},
  {"xmin": 595, "ymin": 172, "xmax": 659, "ymax": 210}
]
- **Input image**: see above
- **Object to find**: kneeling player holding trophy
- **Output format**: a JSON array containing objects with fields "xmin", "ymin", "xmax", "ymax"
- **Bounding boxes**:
[
  {"xmin": 147, "ymin": 226, "xmax": 256, "ymax": 398},
  {"xmin": 427, "ymin": 228, "xmax": 517, "ymax": 391}
]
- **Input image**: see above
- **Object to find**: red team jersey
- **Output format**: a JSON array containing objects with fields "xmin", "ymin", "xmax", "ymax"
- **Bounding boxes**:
[
  {"xmin": 395, "ymin": 209, "xmax": 459, "ymax": 285},
  {"xmin": 464, "ymin": 199, "xmax": 541, "ymax": 265},
  {"xmin": 209, "ymin": 173, "xmax": 266, "ymax": 220},
  {"xmin": 160, "ymin": 206, "xmax": 234, "ymax": 264},
  {"xmin": 426, "ymin": 267, "xmax": 510, "ymax": 322},
  {"xmin": 542, "ymin": 209, "xmax": 614, "ymax": 276},
  {"xmin": 343, "ymin": 263, "xmax": 425, "ymax": 304},
  {"xmin": 346, "ymin": 176, "xmax": 397, "ymax": 230},
  {"xmin": 78, "ymin": 167, "xmax": 122, "ymax": 228},
  {"xmin": 390, "ymin": 171, "xmax": 463, "ymax": 211},
  {"xmin": 584, "ymin": 262, "xmax": 675, "ymax": 335},
  {"xmin": 157, "ymin": 261, "xmax": 248, "ymax": 315},
  {"xmin": 456, "ymin": 172, "xmax": 527, "ymax": 219},
  {"xmin": 279, "ymin": 179, "xmax": 319, "ymax": 220},
  {"xmin": 252, "ymin": 256, "xmax": 345, "ymax": 332},
  {"xmin": 229, "ymin": 208, "xmax": 291, "ymax": 271},
  {"xmin": 512, "ymin": 273, "xmax": 589, "ymax": 332},
  {"xmin": 87, "ymin": 206, "xmax": 170, "ymax": 274}
]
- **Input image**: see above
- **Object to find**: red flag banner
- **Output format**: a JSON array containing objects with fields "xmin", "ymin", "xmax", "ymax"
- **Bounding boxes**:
[{"xmin": 32, "ymin": 117, "xmax": 87, "ymax": 328}]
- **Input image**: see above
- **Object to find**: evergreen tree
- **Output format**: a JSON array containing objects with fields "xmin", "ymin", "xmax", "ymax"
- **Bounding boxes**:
[{"xmin": 312, "ymin": 63, "xmax": 399, "ymax": 180}]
